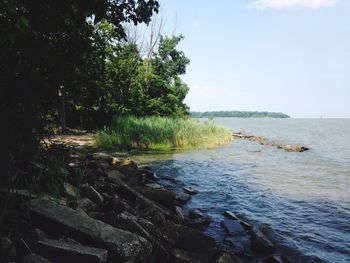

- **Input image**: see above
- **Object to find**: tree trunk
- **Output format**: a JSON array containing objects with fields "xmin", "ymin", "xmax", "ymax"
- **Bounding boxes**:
[{"xmin": 58, "ymin": 85, "xmax": 68, "ymax": 134}]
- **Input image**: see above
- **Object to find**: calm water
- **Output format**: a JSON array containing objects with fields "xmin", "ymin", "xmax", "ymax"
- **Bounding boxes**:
[{"xmin": 133, "ymin": 118, "xmax": 350, "ymax": 262}]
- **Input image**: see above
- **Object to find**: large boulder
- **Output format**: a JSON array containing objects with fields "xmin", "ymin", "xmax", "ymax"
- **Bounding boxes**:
[
  {"xmin": 37, "ymin": 238, "xmax": 107, "ymax": 263},
  {"xmin": 29, "ymin": 199, "xmax": 151, "ymax": 262}
]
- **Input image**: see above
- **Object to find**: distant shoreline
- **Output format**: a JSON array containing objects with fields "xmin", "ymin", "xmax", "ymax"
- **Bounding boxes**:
[{"xmin": 191, "ymin": 111, "xmax": 290, "ymax": 118}]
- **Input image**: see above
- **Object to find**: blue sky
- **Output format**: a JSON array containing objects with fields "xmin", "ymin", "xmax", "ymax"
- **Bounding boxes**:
[{"xmin": 155, "ymin": 0, "xmax": 350, "ymax": 118}]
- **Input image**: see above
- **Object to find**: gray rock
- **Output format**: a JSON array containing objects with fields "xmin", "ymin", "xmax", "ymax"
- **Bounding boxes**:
[
  {"xmin": 173, "ymin": 248, "xmax": 212, "ymax": 263},
  {"xmin": 22, "ymin": 253, "xmax": 51, "ymax": 263},
  {"xmin": 250, "ymin": 227, "xmax": 275, "ymax": 254},
  {"xmin": 0, "ymin": 237, "xmax": 16, "ymax": 262},
  {"xmin": 82, "ymin": 185, "xmax": 104, "ymax": 205},
  {"xmin": 29, "ymin": 199, "xmax": 152, "ymax": 262},
  {"xmin": 77, "ymin": 198, "xmax": 98, "ymax": 213},
  {"xmin": 38, "ymin": 238, "xmax": 107, "ymax": 263},
  {"xmin": 62, "ymin": 183, "xmax": 79, "ymax": 200}
]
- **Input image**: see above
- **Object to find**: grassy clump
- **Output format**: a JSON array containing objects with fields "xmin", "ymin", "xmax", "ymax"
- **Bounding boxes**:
[{"xmin": 95, "ymin": 116, "xmax": 233, "ymax": 150}]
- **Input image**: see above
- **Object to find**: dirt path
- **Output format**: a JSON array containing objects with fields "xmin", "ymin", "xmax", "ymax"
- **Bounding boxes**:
[{"xmin": 46, "ymin": 132, "xmax": 95, "ymax": 151}]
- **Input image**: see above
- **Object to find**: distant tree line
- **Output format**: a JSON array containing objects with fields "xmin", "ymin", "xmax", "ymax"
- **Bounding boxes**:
[
  {"xmin": 191, "ymin": 111, "xmax": 290, "ymax": 118},
  {"xmin": 1, "ymin": 0, "xmax": 192, "ymax": 182}
]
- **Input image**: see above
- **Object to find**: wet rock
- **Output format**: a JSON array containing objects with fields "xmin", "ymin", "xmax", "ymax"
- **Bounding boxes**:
[
  {"xmin": 185, "ymin": 210, "xmax": 212, "ymax": 228},
  {"xmin": 220, "ymin": 219, "xmax": 246, "ymax": 236},
  {"xmin": 0, "ymin": 237, "xmax": 16, "ymax": 262},
  {"xmin": 183, "ymin": 186, "xmax": 198, "ymax": 195},
  {"xmin": 239, "ymin": 220, "xmax": 252, "ymax": 231},
  {"xmin": 176, "ymin": 193, "xmax": 191, "ymax": 204},
  {"xmin": 38, "ymin": 238, "xmax": 107, "ymax": 263},
  {"xmin": 266, "ymin": 255, "xmax": 283, "ymax": 263},
  {"xmin": 250, "ymin": 227, "xmax": 275, "ymax": 254},
  {"xmin": 29, "ymin": 199, "xmax": 152, "ymax": 262},
  {"xmin": 61, "ymin": 183, "xmax": 79, "ymax": 200},
  {"xmin": 22, "ymin": 253, "xmax": 51, "ymax": 263},
  {"xmin": 81, "ymin": 185, "xmax": 104, "ymax": 206},
  {"xmin": 216, "ymin": 252, "xmax": 242, "ymax": 263},
  {"xmin": 223, "ymin": 211, "xmax": 240, "ymax": 221},
  {"xmin": 135, "ymin": 186, "xmax": 176, "ymax": 209},
  {"xmin": 165, "ymin": 221, "xmax": 217, "ymax": 260},
  {"xmin": 185, "ymin": 217, "xmax": 212, "ymax": 229}
]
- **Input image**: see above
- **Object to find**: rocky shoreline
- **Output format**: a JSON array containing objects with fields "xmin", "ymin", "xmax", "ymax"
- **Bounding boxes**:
[
  {"xmin": 1, "ymin": 149, "xmax": 295, "ymax": 263},
  {"xmin": 232, "ymin": 132, "xmax": 309, "ymax": 152}
]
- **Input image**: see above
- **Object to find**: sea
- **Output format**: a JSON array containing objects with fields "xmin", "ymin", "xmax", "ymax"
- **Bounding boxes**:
[{"xmin": 132, "ymin": 118, "xmax": 350, "ymax": 263}]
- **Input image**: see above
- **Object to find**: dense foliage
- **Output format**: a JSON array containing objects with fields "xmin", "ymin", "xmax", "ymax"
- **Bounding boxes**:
[
  {"xmin": 95, "ymin": 116, "xmax": 232, "ymax": 150},
  {"xmin": 2, "ymin": 0, "xmax": 184, "ymax": 182},
  {"xmin": 191, "ymin": 111, "xmax": 290, "ymax": 118}
]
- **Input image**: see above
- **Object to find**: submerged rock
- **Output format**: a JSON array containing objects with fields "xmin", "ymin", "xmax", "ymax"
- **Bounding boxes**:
[
  {"xmin": 183, "ymin": 186, "xmax": 198, "ymax": 195},
  {"xmin": 220, "ymin": 219, "xmax": 246, "ymax": 236},
  {"xmin": 29, "ymin": 199, "xmax": 152, "ymax": 262},
  {"xmin": 38, "ymin": 238, "xmax": 107, "ymax": 263}
]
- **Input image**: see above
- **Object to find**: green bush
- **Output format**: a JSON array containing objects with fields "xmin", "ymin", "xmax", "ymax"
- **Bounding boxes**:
[{"xmin": 95, "ymin": 116, "xmax": 232, "ymax": 150}]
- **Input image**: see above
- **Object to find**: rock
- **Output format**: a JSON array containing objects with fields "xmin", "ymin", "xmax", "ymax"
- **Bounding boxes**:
[
  {"xmin": 250, "ymin": 227, "xmax": 275, "ymax": 254},
  {"xmin": 106, "ymin": 195, "xmax": 125, "ymax": 214},
  {"xmin": 216, "ymin": 252, "xmax": 242, "ymax": 263},
  {"xmin": 175, "ymin": 206, "xmax": 185, "ymax": 221},
  {"xmin": 29, "ymin": 199, "xmax": 152, "ymax": 262},
  {"xmin": 165, "ymin": 221, "xmax": 217, "ymax": 260},
  {"xmin": 223, "ymin": 211, "xmax": 240, "ymax": 221},
  {"xmin": 176, "ymin": 193, "xmax": 191, "ymax": 204},
  {"xmin": 293, "ymin": 145, "xmax": 309, "ymax": 152},
  {"xmin": 37, "ymin": 238, "xmax": 107, "ymax": 263},
  {"xmin": 284, "ymin": 145, "xmax": 293, "ymax": 152},
  {"xmin": 86, "ymin": 169, "xmax": 106, "ymax": 183},
  {"xmin": 220, "ymin": 220, "xmax": 246, "ymax": 236},
  {"xmin": 0, "ymin": 189, "xmax": 37, "ymax": 201},
  {"xmin": 106, "ymin": 170, "xmax": 126, "ymax": 182},
  {"xmin": 183, "ymin": 186, "xmax": 198, "ymax": 195},
  {"xmin": 90, "ymin": 153, "xmax": 114, "ymax": 165},
  {"xmin": 145, "ymin": 183, "xmax": 163, "ymax": 190},
  {"xmin": 81, "ymin": 185, "xmax": 104, "ymax": 206},
  {"xmin": 266, "ymin": 255, "xmax": 283, "ymax": 263},
  {"xmin": 76, "ymin": 198, "xmax": 98, "ymax": 213},
  {"xmin": 185, "ymin": 217, "xmax": 212, "ymax": 229},
  {"xmin": 22, "ymin": 253, "xmax": 51, "ymax": 263},
  {"xmin": 172, "ymin": 248, "xmax": 211, "ymax": 263},
  {"xmin": 135, "ymin": 186, "xmax": 176, "ymax": 209},
  {"xmin": 139, "ymin": 169, "xmax": 158, "ymax": 180},
  {"xmin": 239, "ymin": 220, "xmax": 252, "ymax": 231},
  {"xmin": 0, "ymin": 237, "xmax": 16, "ymax": 262},
  {"xmin": 111, "ymin": 213, "xmax": 153, "ymax": 242},
  {"xmin": 61, "ymin": 183, "xmax": 79, "ymax": 200}
]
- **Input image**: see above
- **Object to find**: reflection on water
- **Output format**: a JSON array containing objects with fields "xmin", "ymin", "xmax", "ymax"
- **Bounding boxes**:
[{"xmin": 131, "ymin": 118, "xmax": 350, "ymax": 263}]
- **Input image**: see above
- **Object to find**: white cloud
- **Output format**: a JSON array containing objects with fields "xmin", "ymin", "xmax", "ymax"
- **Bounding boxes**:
[{"xmin": 248, "ymin": 0, "xmax": 338, "ymax": 9}]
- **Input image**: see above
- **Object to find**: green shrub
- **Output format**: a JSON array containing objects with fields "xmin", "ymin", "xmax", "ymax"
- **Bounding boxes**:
[{"xmin": 95, "ymin": 116, "xmax": 232, "ymax": 150}]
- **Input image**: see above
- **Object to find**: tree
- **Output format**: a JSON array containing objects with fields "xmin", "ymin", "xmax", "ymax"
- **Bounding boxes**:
[{"xmin": 0, "ymin": 0, "xmax": 159, "ymax": 181}]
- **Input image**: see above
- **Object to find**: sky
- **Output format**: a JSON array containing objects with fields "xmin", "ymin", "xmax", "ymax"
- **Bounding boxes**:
[{"xmin": 153, "ymin": 0, "xmax": 350, "ymax": 118}]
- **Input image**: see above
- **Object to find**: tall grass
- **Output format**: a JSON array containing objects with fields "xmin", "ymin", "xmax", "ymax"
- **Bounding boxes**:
[{"xmin": 95, "ymin": 116, "xmax": 232, "ymax": 150}]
